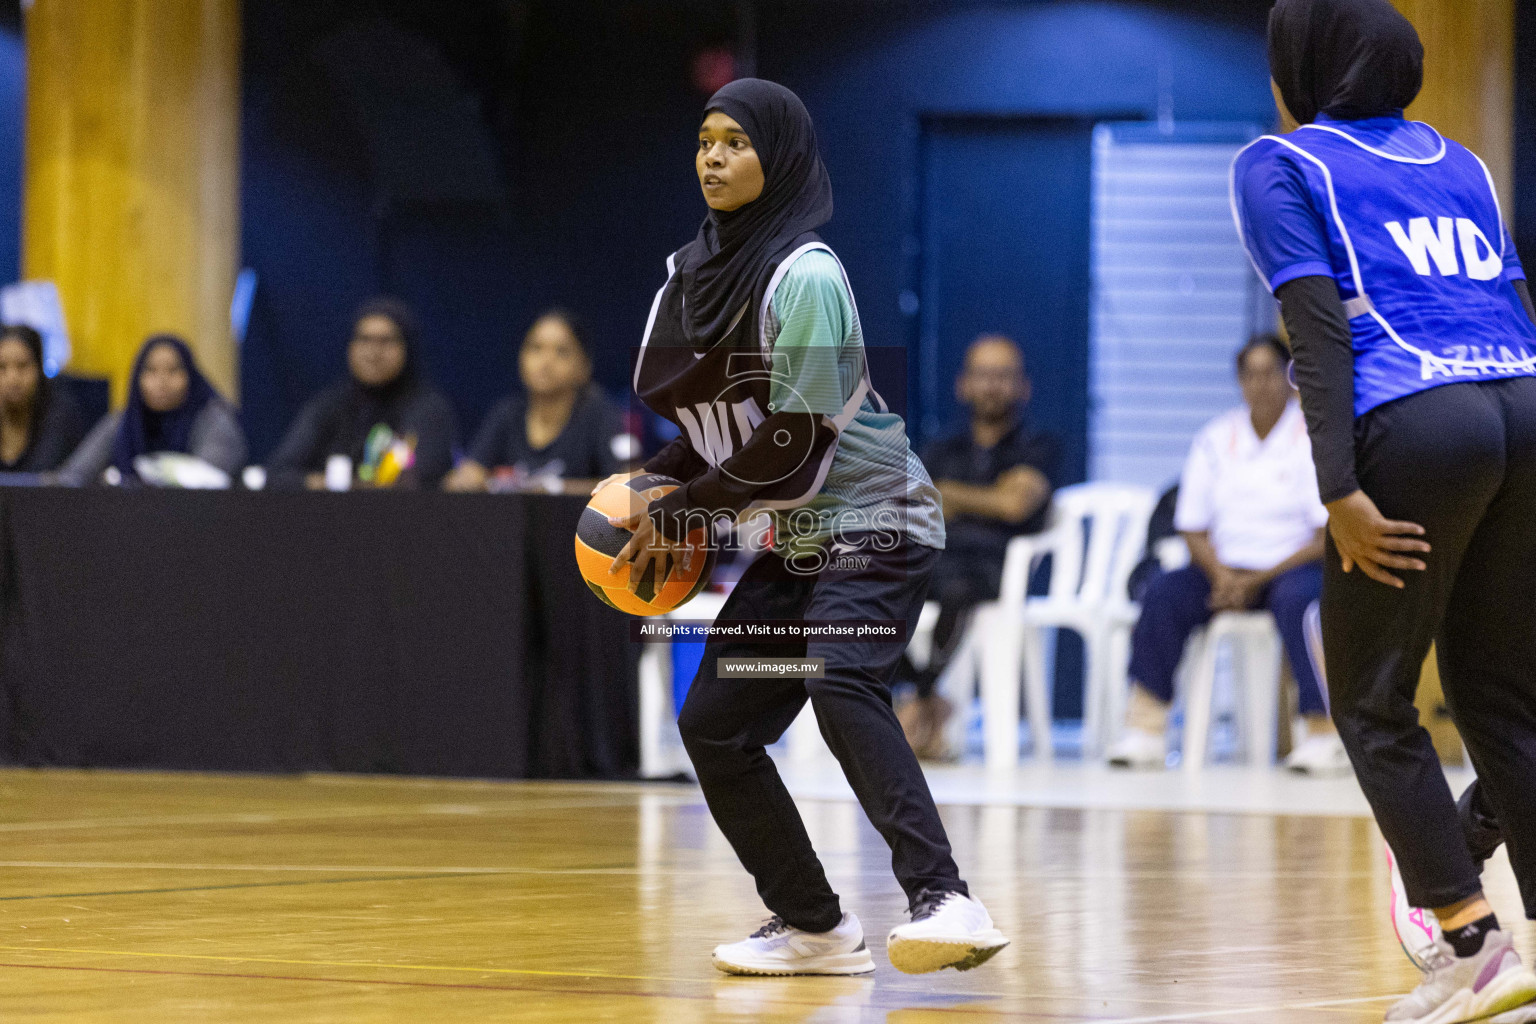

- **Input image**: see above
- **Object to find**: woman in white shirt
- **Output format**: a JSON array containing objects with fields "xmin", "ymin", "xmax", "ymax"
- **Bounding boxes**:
[{"xmin": 1107, "ymin": 336, "xmax": 1339, "ymax": 773}]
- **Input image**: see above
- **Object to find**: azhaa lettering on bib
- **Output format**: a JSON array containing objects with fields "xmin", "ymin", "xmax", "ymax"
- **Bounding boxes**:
[{"xmin": 1233, "ymin": 119, "xmax": 1536, "ymax": 416}]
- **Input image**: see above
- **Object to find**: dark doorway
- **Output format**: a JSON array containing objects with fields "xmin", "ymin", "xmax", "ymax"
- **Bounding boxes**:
[
  {"xmin": 914, "ymin": 115, "xmax": 1094, "ymax": 484},
  {"xmin": 915, "ymin": 115, "xmax": 1098, "ymax": 724}
]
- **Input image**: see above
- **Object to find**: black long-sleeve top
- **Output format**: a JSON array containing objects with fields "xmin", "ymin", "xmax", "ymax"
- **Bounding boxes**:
[
  {"xmin": 1, "ymin": 386, "xmax": 86, "ymax": 473},
  {"xmin": 267, "ymin": 384, "xmax": 458, "ymax": 490}
]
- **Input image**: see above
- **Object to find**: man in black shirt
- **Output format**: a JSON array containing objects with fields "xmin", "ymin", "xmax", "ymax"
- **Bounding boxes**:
[{"xmin": 899, "ymin": 335, "xmax": 1059, "ymax": 759}]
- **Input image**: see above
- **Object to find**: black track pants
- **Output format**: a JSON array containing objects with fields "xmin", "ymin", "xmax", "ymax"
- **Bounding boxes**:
[
  {"xmin": 1325, "ymin": 377, "xmax": 1536, "ymax": 917},
  {"xmin": 677, "ymin": 537, "xmax": 967, "ymax": 933}
]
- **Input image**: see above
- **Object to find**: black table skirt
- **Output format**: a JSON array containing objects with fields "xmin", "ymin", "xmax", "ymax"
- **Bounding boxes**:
[{"xmin": 0, "ymin": 489, "xmax": 638, "ymax": 779}]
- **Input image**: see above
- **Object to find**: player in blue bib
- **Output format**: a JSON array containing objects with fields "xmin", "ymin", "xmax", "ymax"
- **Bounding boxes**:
[{"xmin": 1233, "ymin": 2, "xmax": 1536, "ymax": 1021}]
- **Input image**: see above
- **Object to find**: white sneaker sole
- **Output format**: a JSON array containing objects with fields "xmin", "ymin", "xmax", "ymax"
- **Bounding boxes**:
[
  {"xmin": 1473, "ymin": 972, "xmax": 1536, "ymax": 1024},
  {"xmin": 711, "ymin": 948, "xmax": 876, "ymax": 977},
  {"xmin": 1400, "ymin": 970, "xmax": 1536, "ymax": 1024},
  {"xmin": 886, "ymin": 931, "xmax": 1009, "ymax": 975}
]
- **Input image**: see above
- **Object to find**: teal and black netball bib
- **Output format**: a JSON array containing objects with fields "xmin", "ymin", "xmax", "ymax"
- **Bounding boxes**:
[{"xmin": 632, "ymin": 239, "xmax": 877, "ymax": 510}]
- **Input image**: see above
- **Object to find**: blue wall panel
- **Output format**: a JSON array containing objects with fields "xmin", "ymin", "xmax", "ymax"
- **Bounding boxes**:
[
  {"xmin": 0, "ymin": 27, "xmax": 23, "ymax": 289},
  {"xmin": 238, "ymin": 1, "xmax": 1276, "ymax": 461}
]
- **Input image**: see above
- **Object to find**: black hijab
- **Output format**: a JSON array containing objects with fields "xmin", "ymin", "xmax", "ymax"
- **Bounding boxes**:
[
  {"xmin": 672, "ymin": 78, "xmax": 834, "ymax": 347},
  {"xmin": 327, "ymin": 296, "xmax": 427, "ymax": 461},
  {"xmin": 1268, "ymin": 0, "xmax": 1423, "ymax": 125},
  {"xmin": 112, "ymin": 334, "xmax": 220, "ymax": 475}
]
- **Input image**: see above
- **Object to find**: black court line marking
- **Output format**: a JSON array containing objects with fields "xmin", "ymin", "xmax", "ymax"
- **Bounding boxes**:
[{"xmin": 0, "ymin": 961, "xmax": 1093, "ymax": 1020}]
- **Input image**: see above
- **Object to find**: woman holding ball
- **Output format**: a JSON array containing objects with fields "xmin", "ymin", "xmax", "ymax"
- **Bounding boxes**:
[{"xmin": 597, "ymin": 78, "xmax": 1007, "ymax": 977}]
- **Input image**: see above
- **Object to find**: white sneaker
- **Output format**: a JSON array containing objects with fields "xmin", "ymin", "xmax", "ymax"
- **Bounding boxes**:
[
  {"xmin": 1385, "ymin": 929, "xmax": 1536, "ymax": 1023},
  {"xmin": 711, "ymin": 912, "xmax": 876, "ymax": 976},
  {"xmin": 886, "ymin": 890, "xmax": 1009, "ymax": 975},
  {"xmin": 1106, "ymin": 729, "xmax": 1167, "ymax": 770},
  {"xmin": 1387, "ymin": 844, "xmax": 1443, "ymax": 973},
  {"xmin": 1285, "ymin": 733, "xmax": 1352, "ymax": 777}
]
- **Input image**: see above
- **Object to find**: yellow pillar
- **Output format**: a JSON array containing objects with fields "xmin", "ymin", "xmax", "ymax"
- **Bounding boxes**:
[
  {"xmin": 1393, "ymin": 0, "xmax": 1516, "ymax": 212},
  {"xmin": 23, "ymin": 0, "xmax": 241, "ymax": 405}
]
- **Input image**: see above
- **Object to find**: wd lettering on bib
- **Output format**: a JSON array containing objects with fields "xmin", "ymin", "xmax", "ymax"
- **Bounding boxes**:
[
  {"xmin": 1233, "ymin": 115, "xmax": 1536, "ymax": 414},
  {"xmin": 1385, "ymin": 217, "xmax": 1503, "ymax": 281}
]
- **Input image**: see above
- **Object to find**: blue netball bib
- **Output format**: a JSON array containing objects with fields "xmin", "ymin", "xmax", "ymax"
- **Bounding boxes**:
[{"xmin": 1232, "ymin": 115, "xmax": 1536, "ymax": 416}]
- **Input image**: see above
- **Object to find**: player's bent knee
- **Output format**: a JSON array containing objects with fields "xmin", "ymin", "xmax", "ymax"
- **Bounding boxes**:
[
  {"xmin": 676, "ymin": 702, "xmax": 719, "ymax": 750},
  {"xmin": 804, "ymin": 676, "xmax": 891, "ymax": 723},
  {"xmin": 677, "ymin": 702, "xmax": 756, "ymax": 764}
]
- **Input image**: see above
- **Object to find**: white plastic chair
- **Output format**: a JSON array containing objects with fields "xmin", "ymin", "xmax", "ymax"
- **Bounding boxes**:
[
  {"xmin": 786, "ymin": 694, "xmax": 827, "ymax": 764},
  {"xmin": 636, "ymin": 626, "xmax": 672, "ymax": 778},
  {"xmin": 906, "ymin": 601, "xmax": 942, "ymax": 670},
  {"xmin": 1154, "ymin": 535, "xmax": 1191, "ymax": 573},
  {"xmin": 975, "ymin": 483, "xmax": 1156, "ymax": 769},
  {"xmin": 1179, "ymin": 611, "xmax": 1284, "ymax": 771},
  {"xmin": 637, "ymin": 585, "xmax": 847, "ymax": 772},
  {"xmin": 791, "ymin": 596, "xmax": 994, "ymax": 766}
]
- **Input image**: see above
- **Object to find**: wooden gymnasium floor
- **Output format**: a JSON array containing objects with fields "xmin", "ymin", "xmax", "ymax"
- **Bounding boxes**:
[{"xmin": 0, "ymin": 768, "xmax": 1526, "ymax": 1023}]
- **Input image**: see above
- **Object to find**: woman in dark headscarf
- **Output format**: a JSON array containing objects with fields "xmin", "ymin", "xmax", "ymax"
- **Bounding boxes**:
[
  {"xmin": 1266, "ymin": 0, "xmax": 1425, "ymax": 127},
  {"xmin": 59, "ymin": 333, "xmax": 246, "ymax": 486},
  {"xmin": 266, "ymin": 297, "xmax": 458, "ymax": 489},
  {"xmin": 0, "ymin": 325, "xmax": 84, "ymax": 474},
  {"xmin": 596, "ymin": 79, "xmax": 1006, "ymax": 978},
  {"xmin": 1233, "ymin": 2, "xmax": 1536, "ymax": 1019}
]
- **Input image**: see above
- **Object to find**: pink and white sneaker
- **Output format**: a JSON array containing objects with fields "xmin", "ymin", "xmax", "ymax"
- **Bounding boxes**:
[
  {"xmin": 1385, "ymin": 929, "xmax": 1536, "ymax": 1023},
  {"xmin": 1388, "ymin": 843, "xmax": 1443, "ymax": 973}
]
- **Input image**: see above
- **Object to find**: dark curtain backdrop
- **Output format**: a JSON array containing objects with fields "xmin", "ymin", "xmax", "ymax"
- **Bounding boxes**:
[{"xmin": 0, "ymin": 490, "xmax": 638, "ymax": 780}]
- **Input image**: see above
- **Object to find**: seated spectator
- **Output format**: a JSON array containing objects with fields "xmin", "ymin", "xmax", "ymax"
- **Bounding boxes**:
[
  {"xmin": 59, "ymin": 333, "xmax": 246, "ymax": 486},
  {"xmin": 267, "ymin": 297, "xmax": 457, "ymax": 489},
  {"xmin": 444, "ymin": 310, "xmax": 634, "ymax": 494},
  {"xmin": 897, "ymin": 334, "xmax": 1059, "ymax": 760},
  {"xmin": 1106, "ymin": 335, "xmax": 1341, "ymax": 774},
  {"xmin": 0, "ymin": 325, "xmax": 85, "ymax": 473}
]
